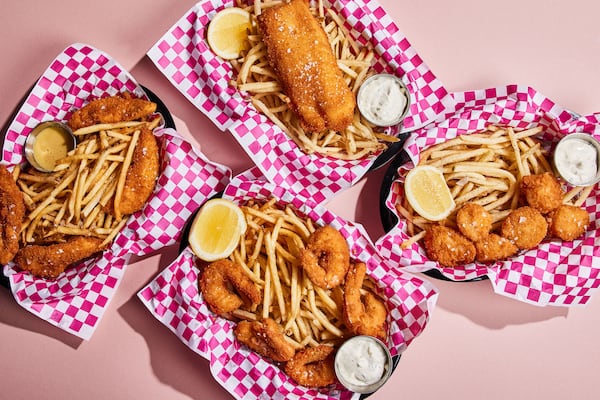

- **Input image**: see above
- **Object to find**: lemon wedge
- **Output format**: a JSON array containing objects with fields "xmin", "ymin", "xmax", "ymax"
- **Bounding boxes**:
[
  {"xmin": 188, "ymin": 198, "xmax": 247, "ymax": 262},
  {"xmin": 206, "ymin": 7, "xmax": 252, "ymax": 60},
  {"xmin": 404, "ymin": 165, "xmax": 455, "ymax": 221}
]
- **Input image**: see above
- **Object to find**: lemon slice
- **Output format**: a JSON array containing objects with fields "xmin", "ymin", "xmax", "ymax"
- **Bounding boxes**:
[
  {"xmin": 188, "ymin": 198, "xmax": 247, "ymax": 262},
  {"xmin": 404, "ymin": 165, "xmax": 455, "ymax": 221},
  {"xmin": 206, "ymin": 7, "xmax": 252, "ymax": 60}
]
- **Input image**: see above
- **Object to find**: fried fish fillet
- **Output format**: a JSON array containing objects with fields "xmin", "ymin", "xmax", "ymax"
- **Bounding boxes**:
[
  {"xmin": 14, "ymin": 236, "xmax": 107, "ymax": 279},
  {"xmin": 257, "ymin": 0, "xmax": 355, "ymax": 133},
  {"xmin": 0, "ymin": 165, "xmax": 25, "ymax": 265},
  {"xmin": 68, "ymin": 92, "xmax": 157, "ymax": 131}
]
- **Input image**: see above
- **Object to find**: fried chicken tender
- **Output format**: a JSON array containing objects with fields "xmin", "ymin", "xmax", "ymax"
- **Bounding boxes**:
[
  {"xmin": 520, "ymin": 173, "xmax": 563, "ymax": 214},
  {"xmin": 549, "ymin": 204, "xmax": 589, "ymax": 241},
  {"xmin": 500, "ymin": 206, "xmax": 547, "ymax": 250},
  {"xmin": 284, "ymin": 345, "xmax": 337, "ymax": 388},
  {"xmin": 474, "ymin": 233, "xmax": 518, "ymax": 263},
  {"xmin": 343, "ymin": 262, "xmax": 387, "ymax": 341},
  {"xmin": 234, "ymin": 318, "xmax": 296, "ymax": 362},
  {"xmin": 456, "ymin": 203, "xmax": 493, "ymax": 242},
  {"xmin": 107, "ymin": 127, "xmax": 160, "ymax": 217},
  {"xmin": 0, "ymin": 165, "xmax": 25, "ymax": 265},
  {"xmin": 257, "ymin": 0, "xmax": 356, "ymax": 133},
  {"xmin": 199, "ymin": 259, "xmax": 262, "ymax": 316},
  {"xmin": 423, "ymin": 225, "xmax": 476, "ymax": 267},
  {"xmin": 14, "ymin": 236, "xmax": 107, "ymax": 279},
  {"xmin": 68, "ymin": 92, "xmax": 157, "ymax": 131}
]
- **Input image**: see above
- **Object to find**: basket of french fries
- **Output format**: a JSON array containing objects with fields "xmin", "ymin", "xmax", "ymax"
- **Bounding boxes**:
[
  {"xmin": 138, "ymin": 167, "xmax": 438, "ymax": 399},
  {"xmin": 0, "ymin": 43, "xmax": 231, "ymax": 339},
  {"xmin": 146, "ymin": 0, "xmax": 457, "ymax": 204},
  {"xmin": 377, "ymin": 84, "xmax": 600, "ymax": 306}
]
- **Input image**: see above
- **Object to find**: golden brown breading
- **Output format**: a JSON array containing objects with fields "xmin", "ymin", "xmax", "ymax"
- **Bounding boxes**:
[
  {"xmin": 456, "ymin": 203, "xmax": 493, "ymax": 242},
  {"xmin": 234, "ymin": 318, "xmax": 296, "ymax": 362},
  {"xmin": 500, "ymin": 206, "xmax": 547, "ymax": 249},
  {"xmin": 474, "ymin": 233, "xmax": 518, "ymax": 263},
  {"xmin": 14, "ymin": 236, "xmax": 107, "ymax": 279},
  {"xmin": 548, "ymin": 204, "xmax": 589, "ymax": 241},
  {"xmin": 0, "ymin": 165, "xmax": 25, "ymax": 265},
  {"xmin": 284, "ymin": 344, "xmax": 336, "ymax": 388},
  {"xmin": 257, "ymin": 0, "xmax": 355, "ymax": 133},
  {"xmin": 423, "ymin": 225, "xmax": 476, "ymax": 267},
  {"xmin": 520, "ymin": 173, "xmax": 563, "ymax": 214},
  {"xmin": 68, "ymin": 92, "xmax": 157, "ymax": 131}
]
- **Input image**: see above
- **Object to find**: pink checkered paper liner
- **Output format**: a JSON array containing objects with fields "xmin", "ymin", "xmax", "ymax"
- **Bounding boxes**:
[
  {"xmin": 138, "ymin": 167, "xmax": 439, "ymax": 399},
  {"xmin": 376, "ymin": 84, "xmax": 600, "ymax": 306},
  {"xmin": 147, "ymin": 0, "xmax": 455, "ymax": 205},
  {"xmin": 1, "ymin": 43, "xmax": 232, "ymax": 339}
]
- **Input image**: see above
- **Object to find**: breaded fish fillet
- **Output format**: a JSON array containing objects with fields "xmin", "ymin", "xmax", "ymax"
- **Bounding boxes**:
[
  {"xmin": 14, "ymin": 236, "xmax": 107, "ymax": 279},
  {"xmin": 257, "ymin": 0, "xmax": 355, "ymax": 133},
  {"xmin": 68, "ymin": 93, "xmax": 157, "ymax": 131},
  {"xmin": 0, "ymin": 165, "xmax": 25, "ymax": 265}
]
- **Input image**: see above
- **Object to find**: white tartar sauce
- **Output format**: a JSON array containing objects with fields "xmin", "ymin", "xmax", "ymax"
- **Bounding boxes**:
[
  {"xmin": 335, "ymin": 336, "xmax": 388, "ymax": 389},
  {"xmin": 357, "ymin": 74, "xmax": 408, "ymax": 126},
  {"xmin": 554, "ymin": 137, "xmax": 598, "ymax": 185}
]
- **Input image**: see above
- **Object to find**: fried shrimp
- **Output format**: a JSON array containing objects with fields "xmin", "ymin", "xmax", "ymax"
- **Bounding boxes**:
[
  {"xmin": 423, "ymin": 225, "xmax": 476, "ymax": 267},
  {"xmin": 343, "ymin": 262, "xmax": 387, "ymax": 340},
  {"xmin": 284, "ymin": 344, "xmax": 337, "ymax": 388},
  {"xmin": 0, "ymin": 165, "xmax": 25, "ymax": 265},
  {"xmin": 199, "ymin": 259, "xmax": 262, "ymax": 316},
  {"xmin": 474, "ymin": 233, "xmax": 518, "ymax": 263},
  {"xmin": 234, "ymin": 318, "xmax": 296, "ymax": 362},
  {"xmin": 300, "ymin": 225, "xmax": 350, "ymax": 289},
  {"xmin": 456, "ymin": 203, "xmax": 492, "ymax": 242},
  {"xmin": 520, "ymin": 172, "xmax": 563, "ymax": 214},
  {"xmin": 549, "ymin": 204, "xmax": 589, "ymax": 241},
  {"xmin": 500, "ymin": 206, "xmax": 547, "ymax": 250}
]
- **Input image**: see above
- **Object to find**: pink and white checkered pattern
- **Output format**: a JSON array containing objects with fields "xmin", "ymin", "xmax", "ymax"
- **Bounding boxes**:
[
  {"xmin": 146, "ymin": 0, "xmax": 455, "ymax": 205},
  {"xmin": 138, "ymin": 167, "xmax": 439, "ymax": 400},
  {"xmin": 1, "ymin": 43, "xmax": 231, "ymax": 339},
  {"xmin": 376, "ymin": 84, "xmax": 600, "ymax": 306}
]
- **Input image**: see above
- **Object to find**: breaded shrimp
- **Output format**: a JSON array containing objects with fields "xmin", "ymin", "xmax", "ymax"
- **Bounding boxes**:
[
  {"xmin": 300, "ymin": 225, "xmax": 350, "ymax": 289},
  {"xmin": 456, "ymin": 203, "xmax": 493, "ymax": 242},
  {"xmin": 199, "ymin": 259, "xmax": 262, "ymax": 316},
  {"xmin": 520, "ymin": 173, "xmax": 563, "ymax": 214},
  {"xmin": 234, "ymin": 318, "xmax": 296, "ymax": 362},
  {"xmin": 343, "ymin": 262, "xmax": 387, "ymax": 341},
  {"xmin": 548, "ymin": 204, "xmax": 589, "ymax": 241},
  {"xmin": 423, "ymin": 225, "xmax": 476, "ymax": 267},
  {"xmin": 500, "ymin": 206, "xmax": 547, "ymax": 249},
  {"xmin": 284, "ymin": 345, "xmax": 337, "ymax": 388}
]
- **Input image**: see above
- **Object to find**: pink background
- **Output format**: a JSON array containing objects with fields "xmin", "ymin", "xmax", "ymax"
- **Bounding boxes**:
[{"xmin": 1, "ymin": 1, "xmax": 599, "ymax": 399}]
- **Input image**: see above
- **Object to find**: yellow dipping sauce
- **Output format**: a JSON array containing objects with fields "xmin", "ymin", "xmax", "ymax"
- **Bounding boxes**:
[{"xmin": 32, "ymin": 125, "xmax": 72, "ymax": 171}]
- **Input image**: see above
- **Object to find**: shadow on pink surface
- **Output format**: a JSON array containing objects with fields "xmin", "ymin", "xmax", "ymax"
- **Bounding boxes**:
[
  {"xmin": 0, "ymin": 286, "xmax": 84, "ymax": 349},
  {"xmin": 430, "ymin": 278, "xmax": 568, "ymax": 328}
]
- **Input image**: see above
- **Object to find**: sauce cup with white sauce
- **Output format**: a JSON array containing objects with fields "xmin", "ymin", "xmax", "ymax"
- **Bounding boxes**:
[
  {"xmin": 334, "ymin": 335, "xmax": 393, "ymax": 394},
  {"xmin": 357, "ymin": 74, "xmax": 410, "ymax": 127},
  {"xmin": 25, "ymin": 121, "xmax": 76, "ymax": 172},
  {"xmin": 553, "ymin": 133, "xmax": 600, "ymax": 187}
]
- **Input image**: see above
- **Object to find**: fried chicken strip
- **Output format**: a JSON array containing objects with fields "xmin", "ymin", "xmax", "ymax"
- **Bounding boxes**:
[
  {"xmin": 0, "ymin": 165, "xmax": 25, "ymax": 265},
  {"xmin": 68, "ymin": 93, "xmax": 157, "ymax": 131},
  {"xmin": 14, "ymin": 236, "xmax": 107, "ymax": 279},
  {"xmin": 257, "ymin": 0, "xmax": 356, "ymax": 133}
]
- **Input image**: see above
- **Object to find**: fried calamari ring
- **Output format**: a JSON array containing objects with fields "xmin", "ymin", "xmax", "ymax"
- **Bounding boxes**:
[
  {"xmin": 284, "ymin": 344, "xmax": 337, "ymax": 388},
  {"xmin": 500, "ymin": 206, "xmax": 547, "ymax": 250},
  {"xmin": 300, "ymin": 225, "xmax": 350, "ymax": 289},
  {"xmin": 234, "ymin": 318, "xmax": 296, "ymax": 362},
  {"xmin": 343, "ymin": 262, "xmax": 387, "ymax": 340},
  {"xmin": 199, "ymin": 259, "xmax": 262, "ymax": 316}
]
